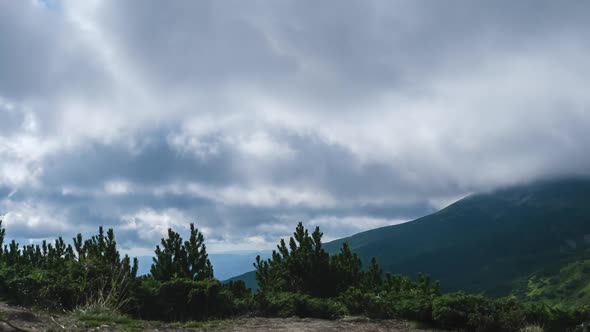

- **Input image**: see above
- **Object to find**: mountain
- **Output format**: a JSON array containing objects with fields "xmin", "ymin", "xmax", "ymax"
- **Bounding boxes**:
[
  {"xmin": 231, "ymin": 178, "xmax": 590, "ymax": 300},
  {"xmin": 326, "ymin": 177, "xmax": 590, "ymax": 297}
]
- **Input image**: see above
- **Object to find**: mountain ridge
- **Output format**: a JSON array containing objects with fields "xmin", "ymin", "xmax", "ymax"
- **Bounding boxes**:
[{"xmin": 229, "ymin": 177, "xmax": 590, "ymax": 301}]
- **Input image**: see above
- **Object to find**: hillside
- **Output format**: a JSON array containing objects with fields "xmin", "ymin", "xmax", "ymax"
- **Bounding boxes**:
[
  {"xmin": 233, "ymin": 178, "xmax": 590, "ymax": 299},
  {"xmin": 326, "ymin": 177, "xmax": 590, "ymax": 297}
]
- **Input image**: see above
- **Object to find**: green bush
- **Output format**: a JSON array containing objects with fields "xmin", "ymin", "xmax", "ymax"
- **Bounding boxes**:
[
  {"xmin": 300, "ymin": 297, "xmax": 347, "ymax": 319},
  {"xmin": 220, "ymin": 281, "xmax": 255, "ymax": 315},
  {"xmin": 338, "ymin": 288, "xmax": 391, "ymax": 318},
  {"xmin": 388, "ymin": 293, "xmax": 433, "ymax": 322},
  {"xmin": 254, "ymin": 292, "xmax": 302, "ymax": 317},
  {"xmin": 432, "ymin": 293, "xmax": 527, "ymax": 332},
  {"xmin": 132, "ymin": 277, "xmax": 241, "ymax": 321},
  {"xmin": 0, "ymin": 223, "xmax": 137, "ymax": 312},
  {"xmin": 524, "ymin": 304, "xmax": 590, "ymax": 332},
  {"xmin": 255, "ymin": 292, "xmax": 346, "ymax": 319}
]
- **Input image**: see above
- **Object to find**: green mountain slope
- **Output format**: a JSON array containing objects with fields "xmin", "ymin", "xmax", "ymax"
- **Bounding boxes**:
[
  {"xmin": 325, "ymin": 177, "xmax": 590, "ymax": 297},
  {"xmin": 513, "ymin": 258, "xmax": 590, "ymax": 305},
  {"xmin": 231, "ymin": 178, "xmax": 590, "ymax": 301}
]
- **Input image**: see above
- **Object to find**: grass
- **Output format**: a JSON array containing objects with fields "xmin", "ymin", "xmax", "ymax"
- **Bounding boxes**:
[{"xmin": 74, "ymin": 307, "xmax": 145, "ymax": 331}]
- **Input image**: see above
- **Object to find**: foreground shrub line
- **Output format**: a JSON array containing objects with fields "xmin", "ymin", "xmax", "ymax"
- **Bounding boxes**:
[{"xmin": 0, "ymin": 220, "xmax": 588, "ymax": 332}]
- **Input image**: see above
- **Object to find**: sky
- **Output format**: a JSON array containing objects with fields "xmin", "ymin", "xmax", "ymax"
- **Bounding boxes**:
[{"xmin": 1, "ymin": 0, "xmax": 590, "ymax": 256}]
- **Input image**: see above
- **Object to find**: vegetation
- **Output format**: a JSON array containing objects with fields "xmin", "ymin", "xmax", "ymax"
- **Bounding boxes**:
[
  {"xmin": 253, "ymin": 222, "xmax": 590, "ymax": 331},
  {"xmin": 0, "ymin": 220, "xmax": 137, "ymax": 311},
  {"xmin": 514, "ymin": 258, "xmax": 590, "ymax": 306},
  {"xmin": 74, "ymin": 306, "xmax": 145, "ymax": 330},
  {"xmin": 150, "ymin": 224, "xmax": 213, "ymax": 282},
  {"xmin": 0, "ymin": 219, "xmax": 589, "ymax": 331},
  {"xmin": 253, "ymin": 223, "xmax": 371, "ymax": 298}
]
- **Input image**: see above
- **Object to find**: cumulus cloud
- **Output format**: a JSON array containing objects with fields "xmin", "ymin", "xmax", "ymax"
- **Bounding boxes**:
[{"xmin": 1, "ymin": 0, "xmax": 590, "ymax": 253}]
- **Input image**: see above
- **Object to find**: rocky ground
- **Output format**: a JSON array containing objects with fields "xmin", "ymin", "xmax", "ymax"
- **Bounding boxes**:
[{"xmin": 0, "ymin": 302, "xmax": 442, "ymax": 332}]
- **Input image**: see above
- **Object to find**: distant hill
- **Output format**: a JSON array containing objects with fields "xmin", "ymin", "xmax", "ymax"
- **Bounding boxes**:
[
  {"xmin": 208, "ymin": 251, "xmax": 271, "ymax": 281},
  {"xmin": 326, "ymin": 177, "xmax": 590, "ymax": 297},
  {"xmin": 225, "ymin": 269, "xmax": 259, "ymax": 291},
  {"xmin": 230, "ymin": 178, "xmax": 590, "ymax": 301}
]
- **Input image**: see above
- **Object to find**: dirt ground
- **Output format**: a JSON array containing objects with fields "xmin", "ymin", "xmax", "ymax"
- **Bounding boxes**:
[
  {"xmin": 208, "ymin": 317, "xmax": 430, "ymax": 332},
  {"xmin": 0, "ymin": 302, "xmax": 439, "ymax": 332}
]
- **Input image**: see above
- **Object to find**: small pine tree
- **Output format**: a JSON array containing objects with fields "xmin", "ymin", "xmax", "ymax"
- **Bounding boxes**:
[
  {"xmin": 362, "ymin": 257, "xmax": 382, "ymax": 290},
  {"xmin": 185, "ymin": 223, "xmax": 213, "ymax": 280},
  {"xmin": 331, "ymin": 242, "xmax": 362, "ymax": 292},
  {"xmin": 151, "ymin": 223, "xmax": 213, "ymax": 281},
  {"xmin": 255, "ymin": 222, "xmax": 375, "ymax": 298}
]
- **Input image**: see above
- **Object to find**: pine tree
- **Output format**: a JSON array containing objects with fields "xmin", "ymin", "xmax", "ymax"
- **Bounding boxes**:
[
  {"xmin": 151, "ymin": 223, "xmax": 213, "ymax": 281},
  {"xmin": 331, "ymin": 242, "xmax": 362, "ymax": 292},
  {"xmin": 254, "ymin": 222, "xmax": 371, "ymax": 297},
  {"xmin": 362, "ymin": 257, "xmax": 382, "ymax": 290}
]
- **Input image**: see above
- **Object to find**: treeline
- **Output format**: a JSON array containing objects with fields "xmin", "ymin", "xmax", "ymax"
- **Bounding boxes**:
[{"xmin": 0, "ymin": 220, "xmax": 588, "ymax": 332}]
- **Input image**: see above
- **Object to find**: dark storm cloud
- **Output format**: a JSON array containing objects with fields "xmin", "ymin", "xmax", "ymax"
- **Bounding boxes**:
[
  {"xmin": 0, "ymin": 2, "xmax": 58, "ymax": 98},
  {"xmin": 92, "ymin": 0, "xmax": 590, "ymax": 106},
  {"xmin": 0, "ymin": 2, "xmax": 111, "ymax": 103},
  {"xmin": 0, "ymin": 186, "xmax": 11, "ymax": 198},
  {"xmin": 259, "ymin": 133, "xmax": 463, "ymax": 198},
  {"xmin": 1, "ymin": 0, "xmax": 590, "ymax": 252},
  {"xmin": 41, "ymin": 130, "xmax": 240, "ymax": 188},
  {"xmin": 97, "ymin": 1, "xmax": 298, "ymax": 90},
  {"xmin": 0, "ymin": 105, "xmax": 26, "ymax": 134}
]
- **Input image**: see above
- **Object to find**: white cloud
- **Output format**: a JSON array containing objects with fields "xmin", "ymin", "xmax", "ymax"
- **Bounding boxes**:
[
  {"xmin": 234, "ymin": 132, "xmax": 295, "ymax": 161},
  {"xmin": 121, "ymin": 208, "xmax": 191, "ymax": 245},
  {"xmin": 104, "ymin": 180, "xmax": 132, "ymax": 195},
  {"xmin": 1, "ymin": 199, "xmax": 71, "ymax": 239},
  {"xmin": 155, "ymin": 182, "xmax": 336, "ymax": 208}
]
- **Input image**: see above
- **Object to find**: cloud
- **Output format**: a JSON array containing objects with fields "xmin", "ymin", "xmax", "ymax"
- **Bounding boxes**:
[{"xmin": 1, "ymin": 0, "xmax": 590, "ymax": 254}]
